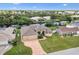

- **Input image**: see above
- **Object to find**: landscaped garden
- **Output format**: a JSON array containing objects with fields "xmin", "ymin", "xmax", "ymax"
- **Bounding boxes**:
[
  {"xmin": 39, "ymin": 33, "xmax": 79, "ymax": 53},
  {"xmin": 4, "ymin": 28, "xmax": 32, "ymax": 55}
]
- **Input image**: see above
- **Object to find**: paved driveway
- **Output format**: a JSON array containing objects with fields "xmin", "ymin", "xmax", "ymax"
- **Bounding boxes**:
[
  {"xmin": 48, "ymin": 47, "xmax": 79, "ymax": 55},
  {"xmin": 23, "ymin": 40, "xmax": 46, "ymax": 55},
  {"xmin": 0, "ymin": 45, "xmax": 12, "ymax": 55}
]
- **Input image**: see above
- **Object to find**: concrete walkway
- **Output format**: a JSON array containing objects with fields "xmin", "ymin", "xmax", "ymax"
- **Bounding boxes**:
[
  {"xmin": 48, "ymin": 47, "xmax": 79, "ymax": 55},
  {"xmin": 23, "ymin": 40, "xmax": 46, "ymax": 55}
]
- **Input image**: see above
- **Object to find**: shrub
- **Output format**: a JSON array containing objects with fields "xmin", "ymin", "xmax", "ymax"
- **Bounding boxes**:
[
  {"xmin": 8, "ymin": 39, "xmax": 17, "ymax": 46},
  {"xmin": 45, "ymin": 23, "xmax": 52, "ymax": 27}
]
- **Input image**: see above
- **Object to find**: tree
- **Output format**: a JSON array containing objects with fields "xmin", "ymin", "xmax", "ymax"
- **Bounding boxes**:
[
  {"xmin": 65, "ymin": 15, "xmax": 72, "ymax": 23},
  {"xmin": 8, "ymin": 40, "xmax": 17, "ymax": 46},
  {"xmin": 45, "ymin": 23, "xmax": 52, "ymax": 27}
]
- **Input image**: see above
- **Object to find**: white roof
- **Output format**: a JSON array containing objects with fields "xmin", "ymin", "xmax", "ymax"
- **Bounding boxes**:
[
  {"xmin": 65, "ymin": 11, "xmax": 75, "ymax": 13},
  {"xmin": 30, "ymin": 16, "xmax": 51, "ymax": 20},
  {"xmin": 71, "ymin": 15, "xmax": 79, "ymax": 17},
  {"xmin": 30, "ymin": 17, "xmax": 41, "ymax": 20},
  {"xmin": 43, "ymin": 16, "xmax": 51, "ymax": 19}
]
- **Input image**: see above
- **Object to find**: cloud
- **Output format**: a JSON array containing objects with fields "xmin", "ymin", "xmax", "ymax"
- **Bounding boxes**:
[
  {"xmin": 12, "ymin": 7, "xmax": 17, "ymax": 10},
  {"xmin": 63, "ymin": 4, "xmax": 67, "ymax": 6}
]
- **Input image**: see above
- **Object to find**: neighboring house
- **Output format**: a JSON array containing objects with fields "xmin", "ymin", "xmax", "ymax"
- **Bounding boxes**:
[
  {"xmin": 0, "ymin": 27, "xmax": 15, "ymax": 54},
  {"xmin": 0, "ymin": 27, "xmax": 15, "ymax": 45},
  {"xmin": 60, "ymin": 21, "xmax": 68, "ymax": 26},
  {"xmin": 71, "ymin": 15, "xmax": 79, "ymax": 20},
  {"xmin": 57, "ymin": 26, "xmax": 79, "ymax": 36},
  {"xmin": 30, "ymin": 16, "xmax": 42, "ymax": 22},
  {"xmin": 57, "ymin": 11, "xmax": 64, "ymax": 15},
  {"xmin": 43, "ymin": 16, "xmax": 51, "ymax": 20},
  {"xmin": 53, "ymin": 21, "xmax": 67, "ymax": 26},
  {"xmin": 66, "ymin": 22, "xmax": 79, "ymax": 28},
  {"xmin": 30, "ymin": 16, "xmax": 51, "ymax": 22},
  {"xmin": 76, "ymin": 12, "xmax": 79, "ymax": 15},
  {"xmin": 64, "ymin": 11, "xmax": 75, "ymax": 15},
  {"xmin": 21, "ymin": 24, "xmax": 52, "ymax": 41},
  {"xmin": 53, "ymin": 21, "xmax": 60, "ymax": 26},
  {"xmin": 0, "ymin": 32, "xmax": 11, "ymax": 45},
  {"xmin": 71, "ymin": 15, "xmax": 79, "ymax": 18}
]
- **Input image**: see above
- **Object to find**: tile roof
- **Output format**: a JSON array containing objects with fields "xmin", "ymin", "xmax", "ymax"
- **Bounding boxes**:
[
  {"xmin": 71, "ymin": 22, "xmax": 79, "ymax": 26},
  {"xmin": 0, "ymin": 32, "xmax": 11, "ymax": 42},
  {"xmin": 21, "ymin": 24, "xmax": 52, "ymax": 36},
  {"xmin": 59, "ymin": 27, "xmax": 79, "ymax": 33}
]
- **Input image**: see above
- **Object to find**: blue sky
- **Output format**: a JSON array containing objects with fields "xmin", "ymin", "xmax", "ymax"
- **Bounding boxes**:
[{"xmin": 0, "ymin": 3, "xmax": 79, "ymax": 10}]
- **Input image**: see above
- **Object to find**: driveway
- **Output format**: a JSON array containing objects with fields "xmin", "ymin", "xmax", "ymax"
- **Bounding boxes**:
[
  {"xmin": 0, "ymin": 45, "xmax": 12, "ymax": 55},
  {"xmin": 48, "ymin": 47, "xmax": 79, "ymax": 55},
  {"xmin": 23, "ymin": 40, "xmax": 46, "ymax": 55}
]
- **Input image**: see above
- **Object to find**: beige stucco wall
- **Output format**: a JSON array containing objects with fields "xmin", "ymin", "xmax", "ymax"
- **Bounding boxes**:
[{"xmin": 22, "ymin": 35, "xmax": 37, "ymax": 41}]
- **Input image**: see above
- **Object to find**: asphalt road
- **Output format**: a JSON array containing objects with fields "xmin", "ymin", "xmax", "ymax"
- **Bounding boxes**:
[{"xmin": 48, "ymin": 47, "xmax": 79, "ymax": 55}]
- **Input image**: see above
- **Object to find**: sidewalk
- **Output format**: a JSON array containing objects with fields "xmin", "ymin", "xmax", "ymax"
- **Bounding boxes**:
[{"xmin": 48, "ymin": 47, "xmax": 79, "ymax": 55}]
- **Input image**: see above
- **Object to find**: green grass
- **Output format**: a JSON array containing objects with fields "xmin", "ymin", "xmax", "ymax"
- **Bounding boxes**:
[
  {"xmin": 39, "ymin": 33, "xmax": 79, "ymax": 53},
  {"xmin": 4, "ymin": 28, "xmax": 32, "ymax": 55},
  {"xmin": 4, "ymin": 43, "xmax": 32, "ymax": 55}
]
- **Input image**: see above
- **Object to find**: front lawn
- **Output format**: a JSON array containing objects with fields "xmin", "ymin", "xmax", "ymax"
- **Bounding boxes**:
[
  {"xmin": 4, "ymin": 43, "xmax": 32, "ymax": 55},
  {"xmin": 39, "ymin": 33, "xmax": 79, "ymax": 53},
  {"xmin": 4, "ymin": 28, "xmax": 32, "ymax": 55}
]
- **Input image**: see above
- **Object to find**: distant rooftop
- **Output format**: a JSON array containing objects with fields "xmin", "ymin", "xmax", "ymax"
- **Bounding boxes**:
[
  {"xmin": 71, "ymin": 15, "xmax": 79, "ymax": 17},
  {"xmin": 58, "ymin": 26, "xmax": 79, "ymax": 33},
  {"xmin": 71, "ymin": 22, "xmax": 79, "ymax": 26},
  {"xmin": 0, "ymin": 32, "xmax": 11, "ymax": 42}
]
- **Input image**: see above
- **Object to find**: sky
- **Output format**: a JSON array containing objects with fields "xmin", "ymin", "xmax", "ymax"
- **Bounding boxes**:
[{"xmin": 0, "ymin": 3, "xmax": 79, "ymax": 10}]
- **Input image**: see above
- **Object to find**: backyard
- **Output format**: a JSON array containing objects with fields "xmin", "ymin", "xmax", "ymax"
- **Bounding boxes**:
[
  {"xmin": 39, "ymin": 33, "xmax": 79, "ymax": 53},
  {"xmin": 4, "ymin": 28, "xmax": 32, "ymax": 55}
]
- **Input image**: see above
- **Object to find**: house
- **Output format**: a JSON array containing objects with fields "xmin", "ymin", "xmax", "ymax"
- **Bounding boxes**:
[
  {"xmin": 57, "ymin": 11, "xmax": 64, "ymax": 15},
  {"xmin": 21, "ymin": 24, "xmax": 52, "ymax": 41},
  {"xmin": 71, "ymin": 15, "xmax": 79, "ymax": 18},
  {"xmin": 76, "ymin": 11, "xmax": 79, "ymax": 15},
  {"xmin": 60, "ymin": 21, "xmax": 68, "ymax": 26},
  {"xmin": 71, "ymin": 15, "xmax": 79, "ymax": 20},
  {"xmin": 30, "ymin": 16, "xmax": 42, "ymax": 22},
  {"xmin": 57, "ymin": 26, "xmax": 79, "ymax": 36},
  {"xmin": 0, "ymin": 27, "xmax": 15, "ymax": 54},
  {"xmin": 0, "ymin": 27, "xmax": 15, "ymax": 45},
  {"xmin": 53, "ymin": 21, "xmax": 60, "ymax": 26},
  {"xmin": 52, "ymin": 21, "xmax": 67, "ymax": 26},
  {"xmin": 64, "ymin": 11, "xmax": 75, "ymax": 15},
  {"xmin": 66, "ymin": 21, "xmax": 79, "ymax": 28},
  {"xmin": 43, "ymin": 16, "xmax": 51, "ymax": 20},
  {"xmin": 0, "ymin": 32, "xmax": 11, "ymax": 45},
  {"xmin": 30, "ymin": 16, "xmax": 51, "ymax": 22}
]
